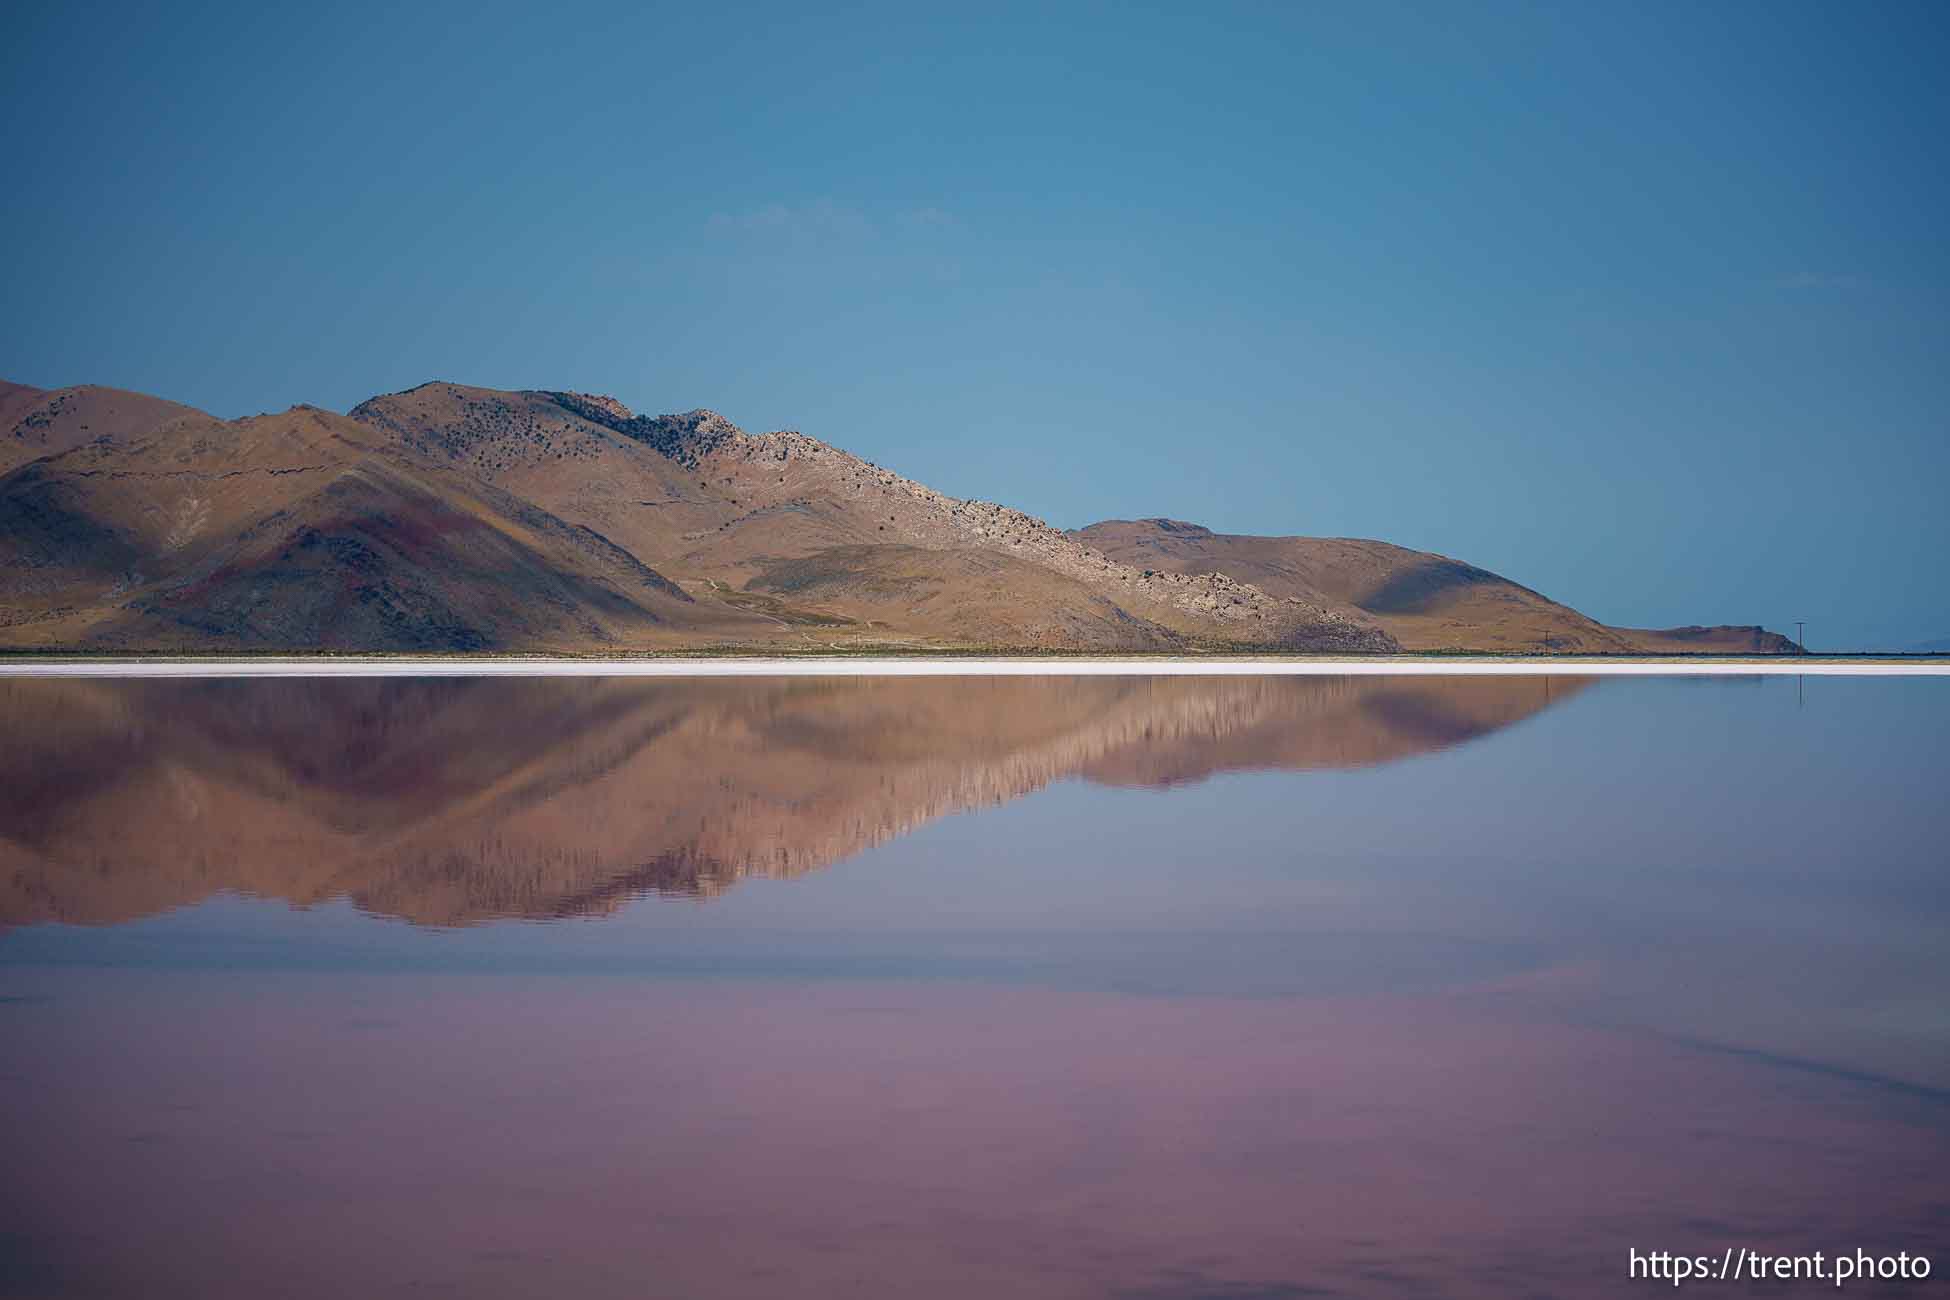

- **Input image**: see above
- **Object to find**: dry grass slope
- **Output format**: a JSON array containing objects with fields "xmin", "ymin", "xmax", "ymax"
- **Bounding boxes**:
[
  {"xmin": 1, "ymin": 382, "xmax": 207, "ymax": 475},
  {"xmin": 0, "ymin": 398, "xmax": 762, "ymax": 652},
  {"xmin": 1074, "ymin": 519, "xmax": 1796, "ymax": 655}
]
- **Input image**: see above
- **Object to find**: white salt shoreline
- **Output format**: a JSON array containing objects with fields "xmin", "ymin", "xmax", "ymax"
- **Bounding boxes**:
[{"xmin": 0, "ymin": 656, "xmax": 1944, "ymax": 678}]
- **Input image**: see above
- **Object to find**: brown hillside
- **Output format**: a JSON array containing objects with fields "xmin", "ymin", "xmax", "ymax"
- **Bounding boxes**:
[
  {"xmin": 343, "ymin": 383, "xmax": 1396, "ymax": 650},
  {"xmin": 1616, "ymin": 625, "xmax": 1800, "ymax": 654},
  {"xmin": 349, "ymin": 386, "xmax": 1396, "ymax": 651},
  {"xmin": 0, "ymin": 403, "xmax": 762, "ymax": 651},
  {"xmin": 0, "ymin": 381, "xmax": 49, "ymax": 436},
  {"xmin": 0, "ymin": 376, "xmax": 1788, "ymax": 655},
  {"xmin": 1074, "ymin": 519, "xmax": 1795, "ymax": 654},
  {"xmin": 348, "ymin": 382, "xmax": 726, "ymax": 565},
  {"xmin": 1, "ymin": 380, "xmax": 206, "ymax": 474}
]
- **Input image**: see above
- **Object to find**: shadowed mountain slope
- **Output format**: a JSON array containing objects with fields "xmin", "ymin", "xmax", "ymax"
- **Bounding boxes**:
[
  {"xmin": 0, "ymin": 401, "xmax": 757, "ymax": 650},
  {"xmin": 1074, "ymin": 519, "xmax": 1796, "ymax": 654},
  {"xmin": 0, "ymin": 673, "xmax": 1586, "ymax": 927}
]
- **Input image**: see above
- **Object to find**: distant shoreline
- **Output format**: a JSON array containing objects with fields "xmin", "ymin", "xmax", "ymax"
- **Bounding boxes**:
[{"xmin": 1, "ymin": 654, "xmax": 1943, "ymax": 678}]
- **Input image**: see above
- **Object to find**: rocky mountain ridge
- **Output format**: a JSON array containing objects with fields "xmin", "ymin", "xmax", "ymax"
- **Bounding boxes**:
[{"xmin": 534, "ymin": 391, "xmax": 1391, "ymax": 649}]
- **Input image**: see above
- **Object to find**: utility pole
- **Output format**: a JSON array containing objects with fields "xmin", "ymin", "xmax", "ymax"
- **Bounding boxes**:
[{"xmin": 1795, "ymin": 620, "xmax": 1807, "ymax": 654}]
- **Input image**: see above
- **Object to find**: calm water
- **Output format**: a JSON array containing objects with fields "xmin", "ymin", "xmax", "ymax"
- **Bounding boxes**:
[{"xmin": 1, "ymin": 674, "xmax": 1945, "ymax": 1298}]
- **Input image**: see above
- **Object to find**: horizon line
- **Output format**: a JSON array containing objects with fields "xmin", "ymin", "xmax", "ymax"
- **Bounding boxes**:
[{"xmin": 2, "ymin": 656, "xmax": 1944, "ymax": 680}]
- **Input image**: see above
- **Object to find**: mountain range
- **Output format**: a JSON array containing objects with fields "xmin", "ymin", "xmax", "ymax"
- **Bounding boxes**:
[{"xmin": 0, "ymin": 378, "xmax": 1795, "ymax": 654}]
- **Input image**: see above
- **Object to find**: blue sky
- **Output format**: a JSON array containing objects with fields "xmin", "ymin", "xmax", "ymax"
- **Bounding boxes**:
[{"xmin": 4, "ymin": 0, "xmax": 1945, "ymax": 648}]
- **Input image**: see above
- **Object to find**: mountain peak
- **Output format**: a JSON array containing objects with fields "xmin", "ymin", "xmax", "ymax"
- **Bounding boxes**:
[
  {"xmin": 542, "ymin": 390, "xmax": 635, "ymax": 429},
  {"xmin": 1144, "ymin": 518, "xmax": 1215, "ymax": 537},
  {"xmin": 539, "ymin": 395, "xmax": 746, "ymax": 461},
  {"xmin": 613, "ymin": 408, "xmax": 747, "ymax": 467},
  {"xmin": 666, "ymin": 409, "xmax": 744, "ymax": 438},
  {"xmin": 556, "ymin": 392, "xmax": 635, "ymax": 423}
]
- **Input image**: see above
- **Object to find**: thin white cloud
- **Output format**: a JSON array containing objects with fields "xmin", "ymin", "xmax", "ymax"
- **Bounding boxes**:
[
  {"xmin": 1775, "ymin": 271, "xmax": 1870, "ymax": 290},
  {"xmin": 707, "ymin": 200, "xmax": 959, "ymax": 245},
  {"xmin": 892, "ymin": 205, "xmax": 960, "ymax": 232}
]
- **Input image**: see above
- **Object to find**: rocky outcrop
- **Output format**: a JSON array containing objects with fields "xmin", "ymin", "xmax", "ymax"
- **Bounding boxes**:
[
  {"xmin": 542, "ymin": 393, "xmax": 1397, "ymax": 651},
  {"xmin": 1076, "ymin": 518, "xmax": 1801, "ymax": 655}
]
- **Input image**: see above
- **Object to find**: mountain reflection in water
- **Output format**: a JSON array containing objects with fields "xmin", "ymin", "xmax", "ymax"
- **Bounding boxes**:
[
  {"xmin": 2, "ymin": 673, "xmax": 1947, "ymax": 1299},
  {"xmin": 0, "ymin": 674, "xmax": 1578, "ymax": 927}
]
